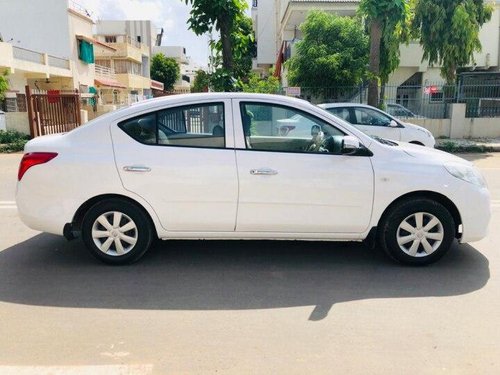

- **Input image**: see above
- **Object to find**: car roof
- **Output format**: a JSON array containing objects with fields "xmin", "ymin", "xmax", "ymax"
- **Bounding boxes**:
[
  {"xmin": 104, "ymin": 93, "xmax": 311, "ymax": 120},
  {"xmin": 318, "ymin": 103, "xmax": 378, "ymax": 109}
]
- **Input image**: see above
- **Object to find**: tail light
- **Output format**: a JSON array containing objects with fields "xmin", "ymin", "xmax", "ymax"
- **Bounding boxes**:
[{"xmin": 18, "ymin": 152, "xmax": 58, "ymax": 181}]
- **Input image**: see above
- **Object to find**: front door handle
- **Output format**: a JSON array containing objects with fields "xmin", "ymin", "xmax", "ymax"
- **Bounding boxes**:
[
  {"xmin": 250, "ymin": 168, "xmax": 278, "ymax": 176},
  {"xmin": 123, "ymin": 165, "xmax": 151, "ymax": 173}
]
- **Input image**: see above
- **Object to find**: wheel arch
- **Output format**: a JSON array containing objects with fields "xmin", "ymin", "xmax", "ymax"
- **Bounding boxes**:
[
  {"xmin": 377, "ymin": 191, "xmax": 463, "ymax": 239},
  {"xmin": 70, "ymin": 194, "xmax": 159, "ymax": 238}
]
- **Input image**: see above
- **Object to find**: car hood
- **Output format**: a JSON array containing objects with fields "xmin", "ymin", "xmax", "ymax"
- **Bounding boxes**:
[
  {"xmin": 397, "ymin": 141, "xmax": 471, "ymax": 166},
  {"xmin": 402, "ymin": 121, "xmax": 432, "ymax": 134}
]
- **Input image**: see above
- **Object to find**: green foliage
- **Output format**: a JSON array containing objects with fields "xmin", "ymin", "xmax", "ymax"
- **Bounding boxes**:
[
  {"xmin": 413, "ymin": 0, "xmax": 493, "ymax": 84},
  {"xmin": 191, "ymin": 70, "xmax": 211, "ymax": 93},
  {"xmin": 360, "ymin": 0, "xmax": 412, "ymax": 106},
  {"xmin": 360, "ymin": 0, "xmax": 409, "ymax": 20},
  {"xmin": 287, "ymin": 11, "xmax": 369, "ymax": 96},
  {"xmin": 151, "ymin": 54, "xmax": 180, "ymax": 92},
  {"xmin": 184, "ymin": 0, "xmax": 250, "ymax": 88},
  {"xmin": 0, "ymin": 70, "xmax": 9, "ymax": 101},
  {"xmin": 209, "ymin": 14, "xmax": 256, "ymax": 90},
  {"xmin": 241, "ymin": 73, "xmax": 280, "ymax": 94},
  {"xmin": 184, "ymin": 0, "xmax": 247, "ymax": 36},
  {"xmin": 437, "ymin": 140, "xmax": 491, "ymax": 153},
  {"xmin": 0, "ymin": 130, "xmax": 30, "ymax": 153},
  {"xmin": 209, "ymin": 68, "xmax": 235, "ymax": 92}
]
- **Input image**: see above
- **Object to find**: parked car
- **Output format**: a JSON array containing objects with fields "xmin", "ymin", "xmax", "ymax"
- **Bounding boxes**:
[
  {"xmin": 17, "ymin": 93, "xmax": 489, "ymax": 265},
  {"xmin": 318, "ymin": 103, "xmax": 435, "ymax": 147}
]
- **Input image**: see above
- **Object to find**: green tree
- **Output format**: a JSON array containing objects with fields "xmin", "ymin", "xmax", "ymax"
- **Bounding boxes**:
[
  {"xmin": 241, "ymin": 73, "xmax": 280, "ymax": 94},
  {"xmin": 208, "ymin": 14, "xmax": 256, "ymax": 89},
  {"xmin": 359, "ymin": 0, "xmax": 411, "ymax": 107},
  {"xmin": 151, "ymin": 54, "xmax": 180, "ymax": 92},
  {"xmin": 184, "ymin": 0, "xmax": 248, "ymax": 73},
  {"xmin": 287, "ymin": 11, "xmax": 369, "ymax": 98},
  {"xmin": 191, "ymin": 70, "xmax": 210, "ymax": 92},
  {"xmin": 0, "ymin": 70, "xmax": 9, "ymax": 101},
  {"xmin": 413, "ymin": 0, "xmax": 493, "ymax": 84}
]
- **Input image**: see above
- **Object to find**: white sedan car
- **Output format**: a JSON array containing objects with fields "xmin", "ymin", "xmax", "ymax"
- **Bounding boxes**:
[
  {"xmin": 318, "ymin": 103, "xmax": 435, "ymax": 147},
  {"xmin": 17, "ymin": 93, "xmax": 489, "ymax": 265}
]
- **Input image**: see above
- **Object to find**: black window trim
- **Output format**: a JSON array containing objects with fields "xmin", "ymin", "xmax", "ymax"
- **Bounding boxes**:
[
  {"xmin": 118, "ymin": 102, "xmax": 228, "ymax": 150},
  {"xmin": 351, "ymin": 106, "xmax": 405, "ymax": 129},
  {"xmin": 238, "ymin": 101, "xmax": 372, "ymax": 157}
]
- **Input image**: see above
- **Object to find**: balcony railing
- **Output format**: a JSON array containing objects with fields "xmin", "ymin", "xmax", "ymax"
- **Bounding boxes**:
[
  {"xmin": 95, "ymin": 64, "xmax": 117, "ymax": 79},
  {"xmin": 12, "ymin": 46, "xmax": 44, "ymax": 64},
  {"xmin": 68, "ymin": 0, "xmax": 95, "ymax": 20},
  {"xmin": 48, "ymin": 55, "xmax": 70, "ymax": 69}
]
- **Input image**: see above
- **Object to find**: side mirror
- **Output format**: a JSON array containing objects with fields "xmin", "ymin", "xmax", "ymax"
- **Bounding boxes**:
[
  {"xmin": 389, "ymin": 120, "xmax": 399, "ymax": 128},
  {"xmin": 342, "ymin": 136, "xmax": 360, "ymax": 154}
]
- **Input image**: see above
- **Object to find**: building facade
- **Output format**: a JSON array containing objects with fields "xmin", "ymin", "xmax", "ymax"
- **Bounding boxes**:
[
  {"xmin": 252, "ymin": 0, "xmax": 500, "ymax": 91},
  {"xmin": 94, "ymin": 20, "xmax": 157, "ymax": 106},
  {"xmin": 0, "ymin": 0, "xmax": 100, "ymax": 96}
]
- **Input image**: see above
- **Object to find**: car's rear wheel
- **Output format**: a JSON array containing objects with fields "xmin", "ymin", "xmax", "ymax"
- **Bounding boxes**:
[
  {"xmin": 378, "ymin": 198, "xmax": 455, "ymax": 265},
  {"xmin": 82, "ymin": 198, "xmax": 153, "ymax": 265}
]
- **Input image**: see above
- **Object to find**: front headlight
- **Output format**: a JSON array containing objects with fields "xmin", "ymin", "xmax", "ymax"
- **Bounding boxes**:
[{"xmin": 444, "ymin": 163, "xmax": 487, "ymax": 187}]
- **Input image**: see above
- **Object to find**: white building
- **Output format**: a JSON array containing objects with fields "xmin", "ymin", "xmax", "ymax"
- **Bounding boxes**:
[
  {"xmin": 252, "ymin": 0, "xmax": 500, "ymax": 90},
  {"xmin": 152, "ymin": 46, "xmax": 206, "ymax": 92},
  {"xmin": 94, "ymin": 20, "xmax": 158, "ymax": 103},
  {"xmin": 0, "ymin": 0, "xmax": 103, "ymax": 93}
]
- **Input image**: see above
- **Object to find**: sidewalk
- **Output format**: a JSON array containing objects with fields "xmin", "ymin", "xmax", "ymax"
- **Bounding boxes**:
[{"xmin": 435, "ymin": 138, "xmax": 500, "ymax": 153}]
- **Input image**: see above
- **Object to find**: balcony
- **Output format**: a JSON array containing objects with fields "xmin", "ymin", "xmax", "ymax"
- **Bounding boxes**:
[
  {"xmin": 0, "ymin": 42, "xmax": 72, "ymax": 78},
  {"xmin": 279, "ymin": 0, "xmax": 360, "ymax": 38},
  {"xmin": 93, "ymin": 35, "xmax": 150, "ymax": 63}
]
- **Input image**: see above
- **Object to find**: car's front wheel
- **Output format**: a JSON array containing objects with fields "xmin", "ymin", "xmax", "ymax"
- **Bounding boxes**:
[
  {"xmin": 81, "ymin": 198, "xmax": 153, "ymax": 265},
  {"xmin": 378, "ymin": 198, "xmax": 456, "ymax": 265}
]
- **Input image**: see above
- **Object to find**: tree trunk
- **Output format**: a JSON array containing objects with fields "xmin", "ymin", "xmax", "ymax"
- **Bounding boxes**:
[
  {"xmin": 368, "ymin": 19, "xmax": 382, "ymax": 107},
  {"xmin": 219, "ymin": 18, "xmax": 234, "ymax": 72}
]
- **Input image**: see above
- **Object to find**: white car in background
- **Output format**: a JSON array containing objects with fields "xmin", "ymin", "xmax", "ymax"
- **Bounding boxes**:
[
  {"xmin": 318, "ymin": 103, "xmax": 435, "ymax": 147},
  {"xmin": 16, "ymin": 93, "xmax": 489, "ymax": 266}
]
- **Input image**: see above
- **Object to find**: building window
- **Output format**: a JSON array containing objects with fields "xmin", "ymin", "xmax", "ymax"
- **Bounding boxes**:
[
  {"xmin": 252, "ymin": 0, "xmax": 257, "ymax": 7},
  {"xmin": 137, "ymin": 36, "xmax": 142, "ymax": 43},
  {"xmin": 114, "ymin": 60, "xmax": 142, "ymax": 75},
  {"xmin": 105, "ymin": 36, "xmax": 117, "ymax": 43}
]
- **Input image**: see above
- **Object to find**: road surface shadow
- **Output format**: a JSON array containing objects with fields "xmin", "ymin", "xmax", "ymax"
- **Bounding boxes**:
[{"xmin": 0, "ymin": 234, "xmax": 490, "ymax": 320}]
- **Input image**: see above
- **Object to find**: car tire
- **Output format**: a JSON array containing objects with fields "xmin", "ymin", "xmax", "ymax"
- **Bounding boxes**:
[
  {"xmin": 378, "ymin": 198, "xmax": 456, "ymax": 266},
  {"xmin": 81, "ymin": 198, "xmax": 153, "ymax": 265}
]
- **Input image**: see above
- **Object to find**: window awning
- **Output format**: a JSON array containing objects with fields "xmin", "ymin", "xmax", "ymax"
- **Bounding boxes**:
[
  {"xmin": 76, "ymin": 35, "xmax": 116, "ymax": 52},
  {"xmin": 94, "ymin": 78, "xmax": 126, "ymax": 89}
]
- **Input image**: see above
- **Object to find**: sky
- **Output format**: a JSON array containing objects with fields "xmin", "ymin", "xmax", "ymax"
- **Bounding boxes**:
[{"xmin": 78, "ymin": 0, "xmax": 253, "ymax": 68}]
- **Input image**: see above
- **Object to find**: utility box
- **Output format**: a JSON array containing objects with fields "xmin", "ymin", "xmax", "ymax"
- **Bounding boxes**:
[{"xmin": 0, "ymin": 111, "xmax": 6, "ymax": 131}]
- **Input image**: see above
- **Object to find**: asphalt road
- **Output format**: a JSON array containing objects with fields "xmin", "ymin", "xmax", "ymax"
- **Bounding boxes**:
[{"xmin": 0, "ymin": 152, "xmax": 499, "ymax": 374}]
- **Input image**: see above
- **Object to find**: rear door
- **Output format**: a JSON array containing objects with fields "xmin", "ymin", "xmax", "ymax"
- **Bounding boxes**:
[{"xmin": 111, "ymin": 99, "xmax": 238, "ymax": 232}]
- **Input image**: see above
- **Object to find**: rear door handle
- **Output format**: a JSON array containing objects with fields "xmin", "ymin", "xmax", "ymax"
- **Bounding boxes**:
[
  {"xmin": 123, "ymin": 166, "xmax": 151, "ymax": 173},
  {"xmin": 250, "ymin": 168, "xmax": 278, "ymax": 176}
]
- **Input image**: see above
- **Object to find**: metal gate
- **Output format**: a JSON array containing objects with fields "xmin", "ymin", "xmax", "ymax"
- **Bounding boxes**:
[{"xmin": 25, "ymin": 85, "xmax": 82, "ymax": 137}]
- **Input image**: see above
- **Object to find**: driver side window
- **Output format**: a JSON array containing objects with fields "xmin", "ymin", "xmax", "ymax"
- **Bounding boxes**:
[
  {"xmin": 353, "ymin": 108, "xmax": 391, "ymax": 127},
  {"xmin": 240, "ymin": 102, "xmax": 345, "ymax": 154}
]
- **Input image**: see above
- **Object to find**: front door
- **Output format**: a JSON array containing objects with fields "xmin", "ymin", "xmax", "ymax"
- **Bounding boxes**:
[
  {"xmin": 233, "ymin": 101, "xmax": 374, "ymax": 234},
  {"xmin": 111, "ymin": 99, "xmax": 238, "ymax": 232}
]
